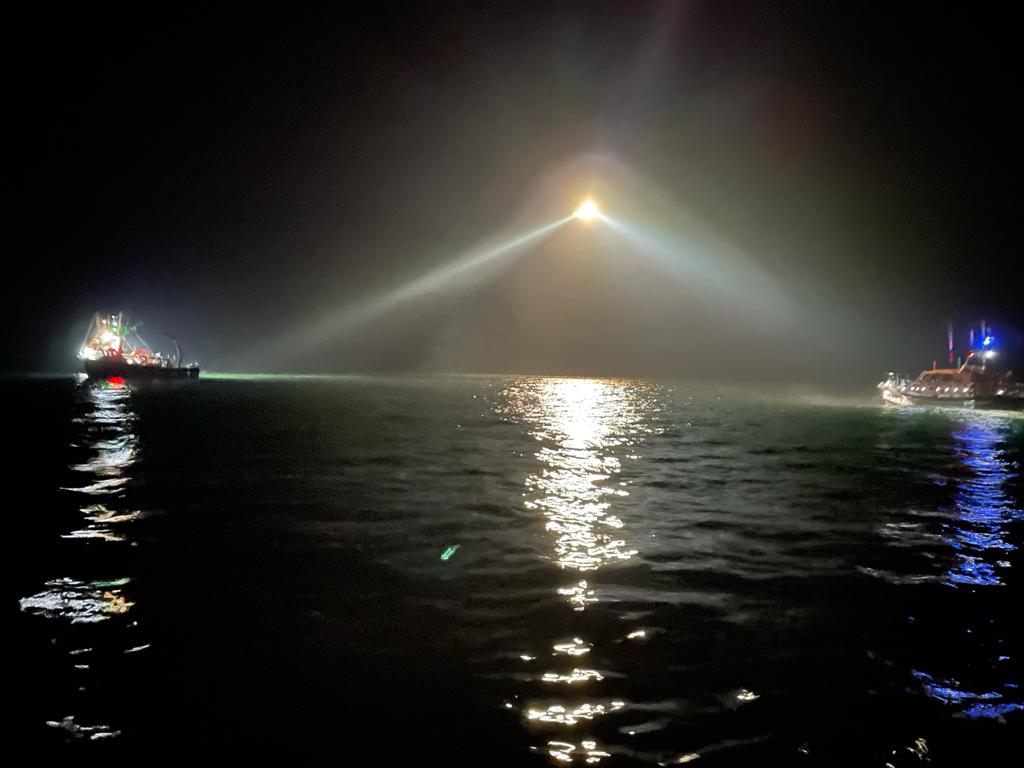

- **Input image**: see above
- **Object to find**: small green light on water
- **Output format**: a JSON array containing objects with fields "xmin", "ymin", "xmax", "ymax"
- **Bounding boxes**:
[{"xmin": 440, "ymin": 545, "xmax": 460, "ymax": 561}]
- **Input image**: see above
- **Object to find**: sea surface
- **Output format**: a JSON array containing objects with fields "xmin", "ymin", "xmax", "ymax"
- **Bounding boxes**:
[{"xmin": 9, "ymin": 374, "xmax": 1023, "ymax": 764}]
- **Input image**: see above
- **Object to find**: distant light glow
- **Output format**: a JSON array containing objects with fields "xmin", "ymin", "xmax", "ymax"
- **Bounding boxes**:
[
  {"xmin": 573, "ymin": 197, "xmax": 600, "ymax": 221},
  {"xmin": 440, "ymin": 544, "xmax": 460, "ymax": 561}
]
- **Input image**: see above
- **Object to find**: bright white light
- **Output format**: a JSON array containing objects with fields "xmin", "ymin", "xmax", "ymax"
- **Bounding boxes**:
[
  {"xmin": 574, "ymin": 198, "xmax": 600, "ymax": 221},
  {"xmin": 985, "ymin": 350, "xmax": 997, "ymax": 359}
]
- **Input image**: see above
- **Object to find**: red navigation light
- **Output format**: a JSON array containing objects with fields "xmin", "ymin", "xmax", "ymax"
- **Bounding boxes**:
[{"xmin": 106, "ymin": 376, "xmax": 126, "ymax": 387}]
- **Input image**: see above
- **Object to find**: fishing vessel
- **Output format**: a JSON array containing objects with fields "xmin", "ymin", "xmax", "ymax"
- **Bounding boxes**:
[
  {"xmin": 78, "ymin": 312, "xmax": 200, "ymax": 380},
  {"xmin": 878, "ymin": 330, "xmax": 1022, "ymax": 409}
]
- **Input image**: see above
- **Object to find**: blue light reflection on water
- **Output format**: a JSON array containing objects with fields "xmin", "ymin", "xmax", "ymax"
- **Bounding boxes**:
[
  {"xmin": 944, "ymin": 420, "xmax": 1019, "ymax": 588},
  {"xmin": 912, "ymin": 669, "xmax": 1022, "ymax": 720},
  {"xmin": 913, "ymin": 415, "xmax": 1023, "ymax": 720}
]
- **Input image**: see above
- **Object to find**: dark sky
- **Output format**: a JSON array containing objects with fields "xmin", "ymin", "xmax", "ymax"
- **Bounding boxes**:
[{"xmin": 8, "ymin": 2, "xmax": 1022, "ymax": 383}]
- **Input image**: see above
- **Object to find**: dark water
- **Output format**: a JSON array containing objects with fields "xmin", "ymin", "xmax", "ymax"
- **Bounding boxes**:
[{"xmin": 10, "ymin": 375, "xmax": 1023, "ymax": 763}]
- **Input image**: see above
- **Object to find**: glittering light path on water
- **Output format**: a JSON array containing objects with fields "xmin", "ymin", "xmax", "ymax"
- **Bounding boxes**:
[
  {"xmin": 913, "ymin": 416, "xmax": 1023, "ymax": 720},
  {"xmin": 19, "ymin": 381, "xmax": 146, "ymax": 743},
  {"xmin": 504, "ymin": 378, "xmax": 656, "ymax": 592},
  {"xmin": 944, "ymin": 420, "xmax": 1020, "ymax": 588},
  {"xmin": 498, "ymin": 377, "xmax": 661, "ymax": 764}
]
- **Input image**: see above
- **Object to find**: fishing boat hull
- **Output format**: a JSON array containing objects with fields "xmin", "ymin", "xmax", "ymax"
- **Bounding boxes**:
[{"xmin": 83, "ymin": 359, "xmax": 200, "ymax": 380}]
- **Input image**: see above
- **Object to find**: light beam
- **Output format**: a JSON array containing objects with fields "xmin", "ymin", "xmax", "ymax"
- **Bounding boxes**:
[
  {"xmin": 249, "ymin": 214, "xmax": 572, "ymax": 365},
  {"xmin": 600, "ymin": 213, "xmax": 792, "ymax": 320}
]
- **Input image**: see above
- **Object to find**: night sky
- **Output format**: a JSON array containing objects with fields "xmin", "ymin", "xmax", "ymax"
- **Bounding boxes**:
[{"xmin": 9, "ymin": 2, "xmax": 1022, "ymax": 383}]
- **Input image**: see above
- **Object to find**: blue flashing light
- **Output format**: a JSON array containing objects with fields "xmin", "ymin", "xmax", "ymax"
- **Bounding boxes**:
[{"xmin": 983, "ymin": 335, "xmax": 994, "ymax": 347}]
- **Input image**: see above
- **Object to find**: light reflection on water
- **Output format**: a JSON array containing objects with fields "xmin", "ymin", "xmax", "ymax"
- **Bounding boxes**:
[
  {"xmin": 546, "ymin": 739, "xmax": 611, "ymax": 764},
  {"xmin": 63, "ymin": 383, "xmax": 142, "ymax": 539},
  {"xmin": 498, "ymin": 377, "xmax": 662, "ymax": 763},
  {"xmin": 14, "ymin": 375, "xmax": 1022, "ymax": 756},
  {"xmin": 61, "ymin": 505, "xmax": 141, "ymax": 543},
  {"xmin": 19, "ymin": 577, "xmax": 134, "ymax": 623},
  {"xmin": 542, "ymin": 669, "xmax": 605, "ymax": 685},
  {"xmin": 502, "ymin": 378, "xmax": 659, "ymax": 596},
  {"xmin": 944, "ymin": 420, "xmax": 1019, "ymax": 588},
  {"xmin": 914, "ymin": 416, "xmax": 1023, "ymax": 720},
  {"xmin": 526, "ymin": 700, "xmax": 626, "ymax": 726},
  {"xmin": 46, "ymin": 715, "xmax": 122, "ymax": 742},
  {"xmin": 66, "ymin": 384, "xmax": 138, "ymax": 496},
  {"xmin": 20, "ymin": 380, "xmax": 146, "ymax": 742}
]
